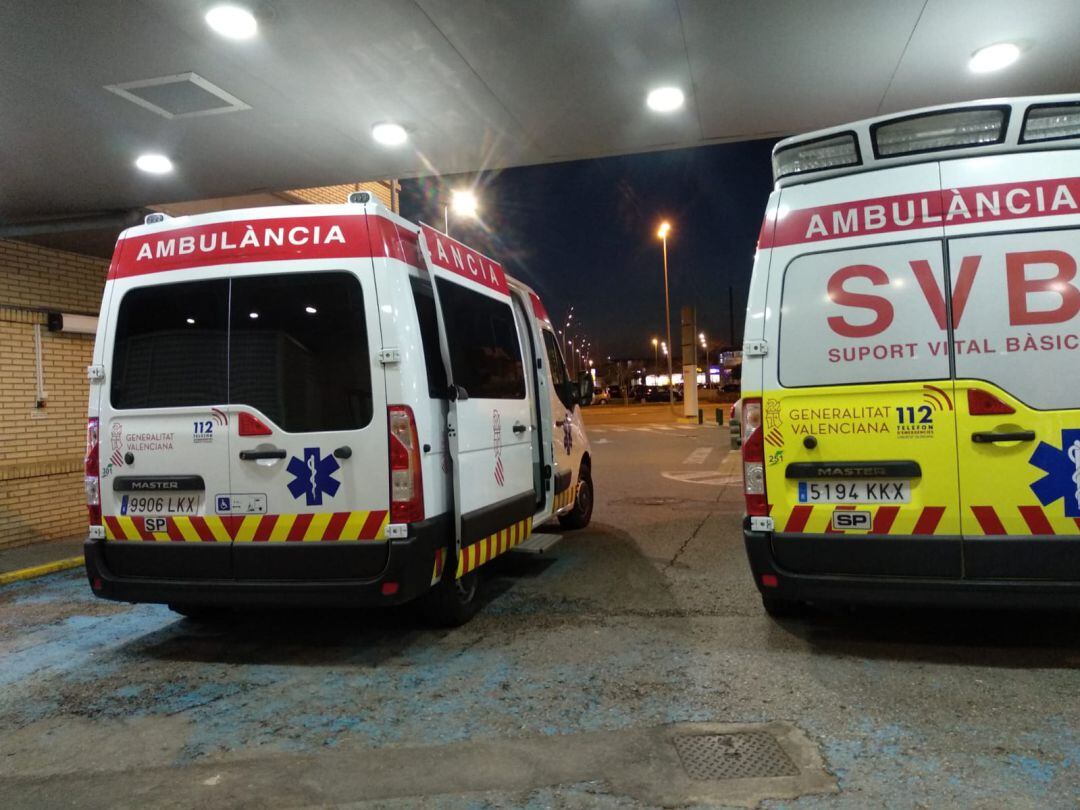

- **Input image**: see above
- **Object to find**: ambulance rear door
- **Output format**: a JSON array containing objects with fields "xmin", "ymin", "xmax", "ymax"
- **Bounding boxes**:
[
  {"xmin": 418, "ymin": 224, "xmax": 536, "ymax": 577},
  {"xmin": 942, "ymin": 151, "xmax": 1080, "ymax": 580},
  {"xmin": 225, "ymin": 263, "xmax": 390, "ymax": 578},
  {"xmin": 100, "ymin": 268, "xmax": 234, "ymax": 578},
  {"xmin": 763, "ymin": 163, "xmax": 963, "ymax": 578}
]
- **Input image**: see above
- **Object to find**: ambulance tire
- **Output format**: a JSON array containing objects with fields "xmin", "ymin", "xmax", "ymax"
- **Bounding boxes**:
[
  {"xmin": 558, "ymin": 463, "xmax": 593, "ymax": 530},
  {"xmin": 419, "ymin": 565, "xmax": 481, "ymax": 627},
  {"xmin": 761, "ymin": 595, "xmax": 805, "ymax": 620}
]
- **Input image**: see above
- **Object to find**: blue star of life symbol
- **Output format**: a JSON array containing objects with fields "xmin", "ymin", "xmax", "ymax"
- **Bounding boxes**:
[
  {"xmin": 286, "ymin": 447, "xmax": 340, "ymax": 506},
  {"xmin": 1029, "ymin": 429, "xmax": 1080, "ymax": 518}
]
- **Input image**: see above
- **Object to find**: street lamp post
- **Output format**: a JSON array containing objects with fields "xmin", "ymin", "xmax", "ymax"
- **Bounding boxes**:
[
  {"xmin": 657, "ymin": 221, "xmax": 674, "ymax": 411},
  {"xmin": 651, "ymin": 337, "xmax": 658, "ymax": 378}
]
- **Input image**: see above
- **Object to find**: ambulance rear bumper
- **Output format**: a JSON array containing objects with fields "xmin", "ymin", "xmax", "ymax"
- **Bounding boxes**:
[
  {"xmin": 744, "ymin": 522, "xmax": 1080, "ymax": 610},
  {"xmin": 84, "ymin": 514, "xmax": 448, "ymax": 608}
]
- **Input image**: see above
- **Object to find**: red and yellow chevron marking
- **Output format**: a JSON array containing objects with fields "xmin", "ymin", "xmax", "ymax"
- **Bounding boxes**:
[
  {"xmin": 771, "ymin": 503, "xmax": 948, "ymax": 535},
  {"xmin": 431, "ymin": 547, "xmax": 446, "ymax": 585},
  {"xmin": 553, "ymin": 485, "xmax": 575, "ymax": 512},
  {"xmin": 103, "ymin": 510, "xmax": 389, "ymax": 542},
  {"xmin": 968, "ymin": 503, "xmax": 1080, "ymax": 536},
  {"xmin": 456, "ymin": 516, "xmax": 533, "ymax": 578}
]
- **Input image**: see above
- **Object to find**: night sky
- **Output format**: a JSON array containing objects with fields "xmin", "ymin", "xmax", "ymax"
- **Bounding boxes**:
[{"xmin": 399, "ymin": 137, "xmax": 778, "ymax": 361}]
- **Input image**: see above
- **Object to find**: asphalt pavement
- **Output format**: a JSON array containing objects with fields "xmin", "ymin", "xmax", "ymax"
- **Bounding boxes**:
[{"xmin": 1, "ymin": 402, "xmax": 1078, "ymax": 807}]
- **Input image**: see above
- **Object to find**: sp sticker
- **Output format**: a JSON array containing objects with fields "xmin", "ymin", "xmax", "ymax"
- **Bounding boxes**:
[
  {"xmin": 562, "ymin": 412, "xmax": 573, "ymax": 455},
  {"xmin": 831, "ymin": 510, "xmax": 871, "ymax": 531},
  {"xmin": 286, "ymin": 448, "xmax": 340, "ymax": 506},
  {"xmin": 1030, "ymin": 430, "xmax": 1080, "ymax": 517}
]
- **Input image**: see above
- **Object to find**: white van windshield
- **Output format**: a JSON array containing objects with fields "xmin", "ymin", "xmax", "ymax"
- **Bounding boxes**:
[{"xmin": 111, "ymin": 271, "xmax": 373, "ymax": 431}]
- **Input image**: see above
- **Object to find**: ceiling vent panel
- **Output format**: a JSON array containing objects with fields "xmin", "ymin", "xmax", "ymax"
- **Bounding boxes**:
[{"xmin": 105, "ymin": 72, "xmax": 250, "ymax": 119}]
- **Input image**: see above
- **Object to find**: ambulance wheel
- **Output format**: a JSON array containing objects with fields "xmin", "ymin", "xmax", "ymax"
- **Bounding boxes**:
[
  {"xmin": 761, "ymin": 595, "xmax": 804, "ymax": 619},
  {"xmin": 420, "ymin": 567, "xmax": 481, "ymax": 628},
  {"xmin": 558, "ymin": 464, "xmax": 593, "ymax": 530}
]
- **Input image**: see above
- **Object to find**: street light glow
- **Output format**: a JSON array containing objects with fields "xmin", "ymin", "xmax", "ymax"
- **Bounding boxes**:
[
  {"xmin": 451, "ymin": 189, "xmax": 479, "ymax": 217},
  {"xmin": 657, "ymin": 221, "xmax": 671, "ymax": 239}
]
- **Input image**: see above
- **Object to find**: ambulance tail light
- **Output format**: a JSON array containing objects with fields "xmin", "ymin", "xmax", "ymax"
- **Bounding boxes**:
[
  {"xmin": 741, "ymin": 398, "xmax": 768, "ymax": 516},
  {"xmin": 388, "ymin": 405, "xmax": 424, "ymax": 523},
  {"xmin": 85, "ymin": 417, "xmax": 101, "ymax": 526},
  {"xmin": 968, "ymin": 388, "xmax": 1016, "ymax": 416}
]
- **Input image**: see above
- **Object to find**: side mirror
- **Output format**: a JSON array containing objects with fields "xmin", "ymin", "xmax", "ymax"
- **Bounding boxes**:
[{"xmin": 576, "ymin": 372, "xmax": 594, "ymax": 405}]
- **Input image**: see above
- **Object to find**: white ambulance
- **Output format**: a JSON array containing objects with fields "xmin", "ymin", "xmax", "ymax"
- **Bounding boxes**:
[
  {"xmin": 83, "ymin": 193, "xmax": 594, "ymax": 625},
  {"xmin": 741, "ymin": 94, "xmax": 1080, "ymax": 616}
]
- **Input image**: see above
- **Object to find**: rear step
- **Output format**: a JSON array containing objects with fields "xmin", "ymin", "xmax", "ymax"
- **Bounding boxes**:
[{"xmin": 510, "ymin": 532, "xmax": 563, "ymax": 555}]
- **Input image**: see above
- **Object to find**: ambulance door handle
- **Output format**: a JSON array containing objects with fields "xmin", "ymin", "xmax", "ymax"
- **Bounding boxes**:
[
  {"xmin": 512, "ymin": 423, "xmax": 527, "ymax": 435},
  {"xmin": 971, "ymin": 430, "xmax": 1035, "ymax": 444},
  {"xmin": 239, "ymin": 449, "xmax": 287, "ymax": 461}
]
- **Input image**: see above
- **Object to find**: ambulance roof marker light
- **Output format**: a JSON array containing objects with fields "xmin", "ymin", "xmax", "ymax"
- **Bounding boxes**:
[{"xmin": 144, "ymin": 212, "xmax": 171, "ymax": 225}]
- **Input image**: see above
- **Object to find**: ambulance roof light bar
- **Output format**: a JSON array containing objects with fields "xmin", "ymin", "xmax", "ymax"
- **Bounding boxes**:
[
  {"xmin": 773, "ymin": 132, "xmax": 860, "ymax": 181},
  {"xmin": 772, "ymin": 93, "xmax": 1080, "ymax": 187},
  {"xmin": 870, "ymin": 106, "xmax": 1007, "ymax": 158}
]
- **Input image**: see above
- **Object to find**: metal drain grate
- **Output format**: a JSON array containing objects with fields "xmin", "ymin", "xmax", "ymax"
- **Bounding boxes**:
[{"xmin": 673, "ymin": 732, "xmax": 800, "ymax": 781}]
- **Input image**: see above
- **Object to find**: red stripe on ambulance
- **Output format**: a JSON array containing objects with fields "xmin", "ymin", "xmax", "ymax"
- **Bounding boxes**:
[
  {"xmin": 971, "ymin": 506, "xmax": 1007, "ymax": 535},
  {"xmin": 784, "ymin": 505, "xmax": 813, "ymax": 533},
  {"xmin": 761, "ymin": 176, "xmax": 1080, "ymax": 249},
  {"xmin": 1019, "ymin": 505, "xmax": 1055, "ymax": 535},
  {"xmin": 912, "ymin": 506, "xmax": 946, "ymax": 536},
  {"xmin": 111, "ymin": 216, "xmax": 375, "ymax": 279},
  {"xmin": 872, "ymin": 505, "xmax": 900, "ymax": 534}
]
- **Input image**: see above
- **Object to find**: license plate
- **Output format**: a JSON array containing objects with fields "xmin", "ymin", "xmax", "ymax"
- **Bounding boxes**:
[
  {"xmin": 797, "ymin": 480, "xmax": 909, "ymax": 504},
  {"xmin": 120, "ymin": 494, "xmax": 200, "ymax": 516}
]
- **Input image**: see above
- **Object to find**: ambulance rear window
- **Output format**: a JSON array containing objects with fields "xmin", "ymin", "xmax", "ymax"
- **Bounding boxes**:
[
  {"xmin": 435, "ymin": 281, "xmax": 526, "ymax": 400},
  {"xmin": 409, "ymin": 277, "xmax": 449, "ymax": 398},
  {"xmin": 110, "ymin": 272, "xmax": 373, "ymax": 431},
  {"xmin": 230, "ymin": 272, "xmax": 372, "ymax": 432},
  {"xmin": 111, "ymin": 279, "xmax": 228, "ymax": 409}
]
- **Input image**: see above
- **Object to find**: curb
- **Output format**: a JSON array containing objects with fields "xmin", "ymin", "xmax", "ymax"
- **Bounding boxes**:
[{"xmin": 0, "ymin": 556, "xmax": 84, "ymax": 586}]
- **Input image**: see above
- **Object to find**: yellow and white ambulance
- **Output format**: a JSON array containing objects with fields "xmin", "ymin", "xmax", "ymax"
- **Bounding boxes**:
[
  {"xmin": 741, "ymin": 94, "xmax": 1080, "ymax": 616},
  {"xmin": 83, "ymin": 193, "xmax": 593, "ymax": 625}
]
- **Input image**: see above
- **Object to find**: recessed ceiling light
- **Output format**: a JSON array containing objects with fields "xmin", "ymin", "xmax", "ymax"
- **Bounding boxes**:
[
  {"xmin": 205, "ymin": 5, "xmax": 258, "ymax": 40},
  {"xmin": 969, "ymin": 43, "xmax": 1021, "ymax": 73},
  {"xmin": 135, "ymin": 154, "xmax": 173, "ymax": 174},
  {"xmin": 305, "ymin": 306, "xmax": 317, "ymax": 314},
  {"xmin": 371, "ymin": 122, "xmax": 408, "ymax": 146},
  {"xmin": 646, "ymin": 86, "xmax": 684, "ymax": 113}
]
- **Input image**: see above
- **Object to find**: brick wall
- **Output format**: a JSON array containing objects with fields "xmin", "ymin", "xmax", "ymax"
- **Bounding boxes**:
[
  {"xmin": 0, "ymin": 240, "xmax": 106, "ymax": 549},
  {"xmin": 285, "ymin": 180, "xmax": 397, "ymax": 210}
]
